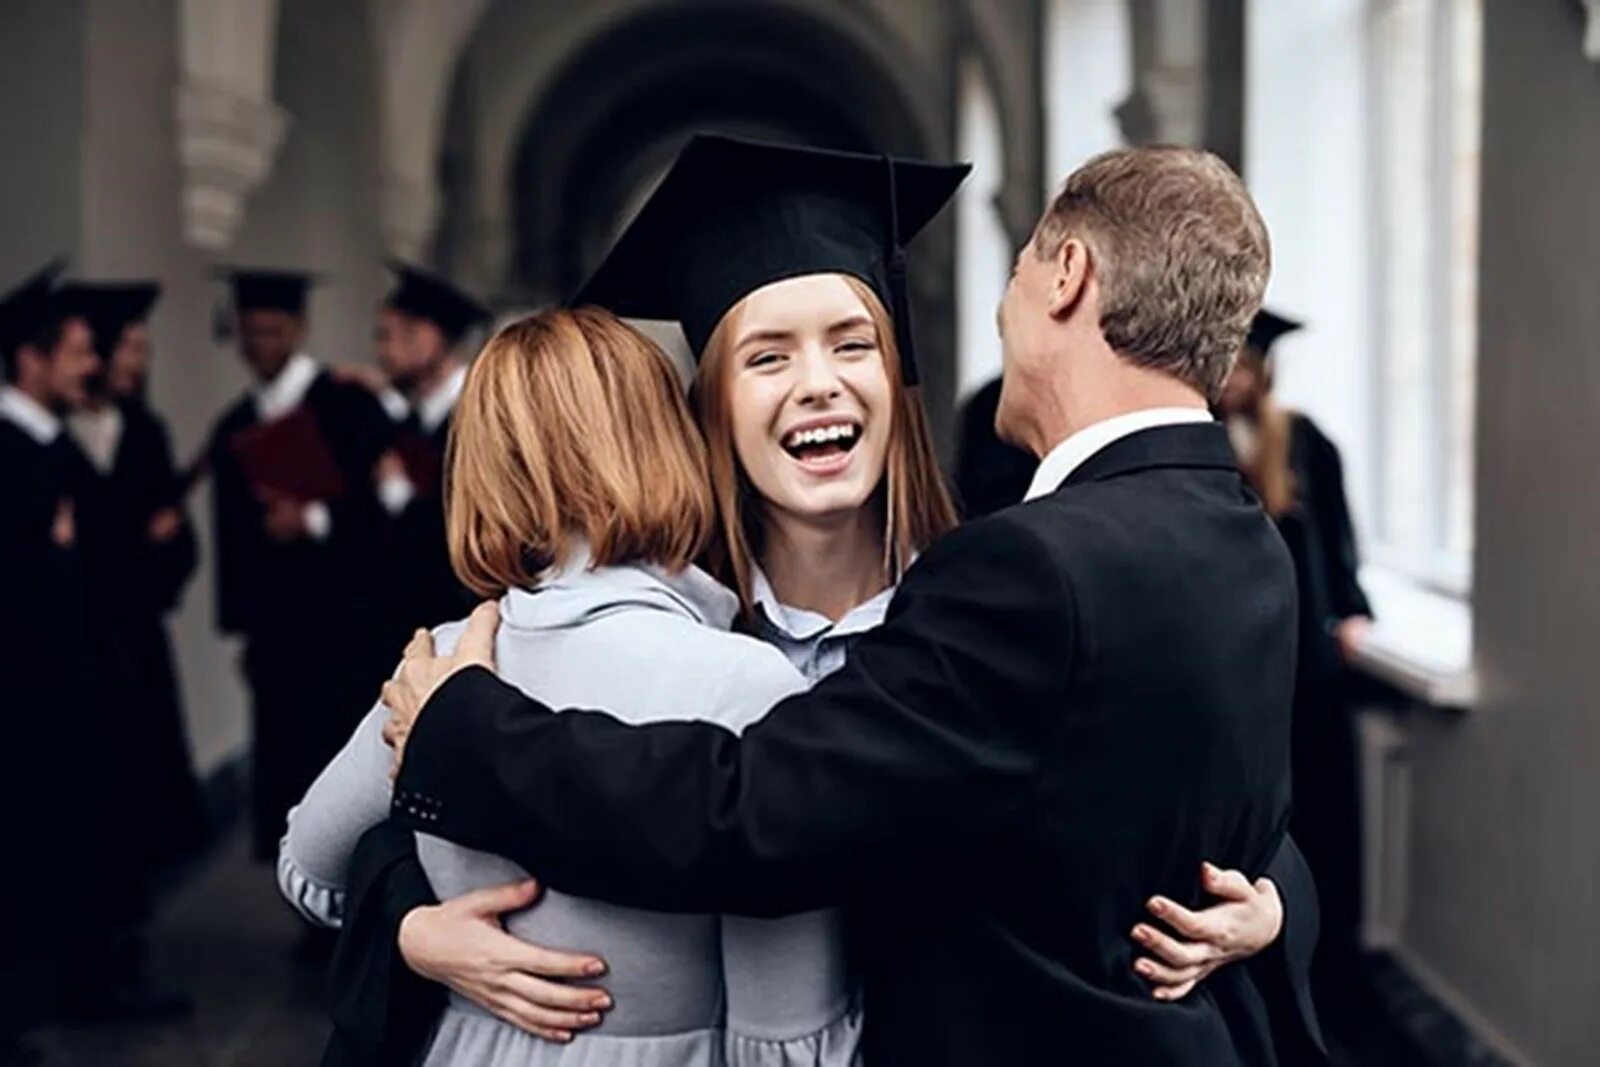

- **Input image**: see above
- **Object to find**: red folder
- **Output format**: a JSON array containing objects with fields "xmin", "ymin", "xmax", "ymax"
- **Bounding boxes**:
[{"xmin": 229, "ymin": 406, "xmax": 347, "ymax": 502}]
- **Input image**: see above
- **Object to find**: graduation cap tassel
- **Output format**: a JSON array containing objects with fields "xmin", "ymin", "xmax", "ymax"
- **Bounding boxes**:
[{"xmin": 882, "ymin": 154, "xmax": 920, "ymax": 387}]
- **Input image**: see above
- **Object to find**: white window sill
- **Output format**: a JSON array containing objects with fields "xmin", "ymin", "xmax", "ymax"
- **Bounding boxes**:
[{"xmin": 1347, "ymin": 566, "xmax": 1477, "ymax": 710}]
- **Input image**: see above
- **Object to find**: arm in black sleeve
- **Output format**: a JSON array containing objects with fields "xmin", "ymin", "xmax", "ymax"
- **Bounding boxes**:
[
  {"xmin": 394, "ymin": 515, "xmax": 1072, "ymax": 917},
  {"xmin": 144, "ymin": 417, "xmax": 199, "ymax": 612},
  {"xmin": 321, "ymin": 821, "xmax": 443, "ymax": 1067},
  {"xmin": 1301, "ymin": 418, "xmax": 1372, "ymax": 621},
  {"xmin": 208, "ymin": 425, "xmax": 259, "ymax": 635}
]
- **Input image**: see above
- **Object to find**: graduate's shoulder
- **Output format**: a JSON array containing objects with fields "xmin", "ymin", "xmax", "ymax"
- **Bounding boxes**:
[
  {"xmin": 207, "ymin": 393, "xmax": 256, "ymax": 446},
  {"xmin": 308, "ymin": 369, "xmax": 391, "ymax": 423}
]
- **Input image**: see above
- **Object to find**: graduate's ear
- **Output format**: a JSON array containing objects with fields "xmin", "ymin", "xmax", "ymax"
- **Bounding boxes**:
[{"xmin": 1048, "ymin": 236, "xmax": 1092, "ymax": 321}]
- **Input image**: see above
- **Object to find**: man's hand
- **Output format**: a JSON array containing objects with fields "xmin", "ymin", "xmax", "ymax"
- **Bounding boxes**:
[
  {"xmin": 147, "ymin": 506, "xmax": 184, "ymax": 543},
  {"xmin": 260, "ymin": 491, "xmax": 307, "ymax": 542},
  {"xmin": 374, "ymin": 449, "xmax": 407, "ymax": 487},
  {"xmin": 381, "ymin": 601, "xmax": 499, "ymax": 778},
  {"xmin": 330, "ymin": 361, "xmax": 392, "ymax": 395},
  {"xmin": 398, "ymin": 878, "xmax": 611, "ymax": 1044},
  {"xmin": 1131, "ymin": 862, "xmax": 1285, "ymax": 1001},
  {"xmin": 1335, "ymin": 615, "xmax": 1373, "ymax": 663}
]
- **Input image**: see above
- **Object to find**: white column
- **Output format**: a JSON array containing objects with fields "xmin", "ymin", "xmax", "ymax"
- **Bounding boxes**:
[
  {"xmin": 1244, "ymin": 0, "xmax": 1374, "ymax": 520},
  {"xmin": 955, "ymin": 56, "xmax": 1008, "ymax": 404},
  {"xmin": 174, "ymin": 0, "xmax": 290, "ymax": 251},
  {"xmin": 371, "ymin": 0, "xmax": 490, "ymax": 260},
  {"xmin": 1142, "ymin": 0, "xmax": 1207, "ymax": 146},
  {"xmin": 1044, "ymin": 0, "xmax": 1133, "ymax": 190}
]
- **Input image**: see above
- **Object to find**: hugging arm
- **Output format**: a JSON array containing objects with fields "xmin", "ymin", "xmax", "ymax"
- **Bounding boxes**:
[
  {"xmin": 394, "ymin": 517, "xmax": 1068, "ymax": 916},
  {"xmin": 278, "ymin": 705, "xmax": 396, "ymax": 926}
]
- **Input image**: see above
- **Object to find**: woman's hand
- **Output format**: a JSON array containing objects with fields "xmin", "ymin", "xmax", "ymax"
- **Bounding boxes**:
[
  {"xmin": 398, "ymin": 878, "xmax": 613, "ymax": 1043},
  {"xmin": 1131, "ymin": 862, "xmax": 1284, "ymax": 1001}
]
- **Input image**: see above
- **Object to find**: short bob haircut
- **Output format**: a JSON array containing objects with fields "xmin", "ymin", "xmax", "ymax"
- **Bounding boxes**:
[{"xmin": 446, "ymin": 307, "xmax": 715, "ymax": 598}]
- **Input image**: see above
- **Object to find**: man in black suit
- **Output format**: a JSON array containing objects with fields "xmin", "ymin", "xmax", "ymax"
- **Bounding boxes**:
[{"xmin": 380, "ymin": 146, "xmax": 1321, "ymax": 1064}]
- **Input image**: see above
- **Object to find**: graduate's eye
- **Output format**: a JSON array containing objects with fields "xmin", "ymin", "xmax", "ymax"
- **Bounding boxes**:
[
  {"xmin": 746, "ymin": 351, "xmax": 786, "ymax": 369},
  {"xmin": 836, "ymin": 338, "xmax": 877, "ymax": 357}
]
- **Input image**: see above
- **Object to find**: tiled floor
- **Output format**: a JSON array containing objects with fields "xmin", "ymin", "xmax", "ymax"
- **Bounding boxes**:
[{"xmin": 16, "ymin": 824, "xmax": 1430, "ymax": 1066}]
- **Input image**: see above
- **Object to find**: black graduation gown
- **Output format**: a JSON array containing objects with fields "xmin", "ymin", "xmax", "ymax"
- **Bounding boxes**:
[
  {"xmin": 389, "ymin": 425, "xmax": 1327, "ymax": 1065},
  {"xmin": 206, "ymin": 372, "xmax": 399, "ymax": 859},
  {"xmin": 386, "ymin": 412, "xmax": 473, "ymax": 633},
  {"xmin": 69, "ymin": 401, "xmax": 206, "ymax": 865},
  {"xmin": 1273, "ymin": 414, "xmax": 1372, "ymax": 959},
  {"xmin": 954, "ymin": 378, "xmax": 1036, "ymax": 518},
  {"xmin": 0, "ymin": 422, "xmax": 111, "ymax": 1027}
]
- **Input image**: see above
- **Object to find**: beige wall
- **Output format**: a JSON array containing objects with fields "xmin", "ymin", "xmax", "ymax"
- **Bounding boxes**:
[
  {"xmin": 1398, "ymin": 2, "xmax": 1600, "ymax": 1063},
  {"xmin": 0, "ymin": 0, "xmax": 84, "ymax": 282}
]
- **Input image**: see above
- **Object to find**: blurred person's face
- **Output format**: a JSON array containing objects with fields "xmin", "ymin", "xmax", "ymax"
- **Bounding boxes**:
[
  {"xmin": 374, "ymin": 308, "xmax": 447, "ymax": 392},
  {"xmin": 238, "ymin": 309, "xmax": 304, "ymax": 381},
  {"xmin": 1216, "ymin": 346, "xmax": 1268, "ymax": 419},
  {"xmin": 43, "ymin": 318, "xmax": 100, "ymax": 410},
  {"xmin": 107, "ymin": 322, "xmax": 152, "ymax": 399},
  {"xmin": 716, "ymin": 273, "xmax": 893, "ymax": 527}
]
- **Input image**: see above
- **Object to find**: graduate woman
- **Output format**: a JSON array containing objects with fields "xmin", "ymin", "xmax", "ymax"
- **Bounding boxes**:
[{"xmin": 316, "ymin": 137, "xmax": 1312, "ymax": 1065}]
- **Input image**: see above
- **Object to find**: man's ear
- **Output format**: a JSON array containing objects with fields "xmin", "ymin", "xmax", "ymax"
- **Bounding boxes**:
[{"xmin": 1048, "ymin": 237, "xmax": 1092, "ymax": 321}]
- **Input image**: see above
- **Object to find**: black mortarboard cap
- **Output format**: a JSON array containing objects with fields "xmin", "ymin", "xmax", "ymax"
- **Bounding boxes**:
[
  {"xmin": 0, "ymin": 258, "xmax": 71, "ymax": 356},
  {"xmin": 572, "ymin": 134, "xmax": 970, "ymax": 386},
  {"xmin": 217, "ymin": 267, "xmax": 321, "ymax": 314},
  {"xmin": 1247, "ymin": 309, "xmax": 1304, "ymax": 356},
  {"xmin": 63, "ymin": 281, "xmax": 162, "ymax": 360},
  {"xmin": 383, "ymin": 259, "xmax": 490, "ymax": 345}
]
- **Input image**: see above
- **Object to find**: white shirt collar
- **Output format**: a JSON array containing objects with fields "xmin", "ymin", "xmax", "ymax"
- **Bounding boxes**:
[
  {"xmin": 415, "ymin": 363, "xmax": 466, "ymax": 434},
  {"xmin": 0, "ymin": 385, "xmax": 63, "ymax": 445},
  {"xmin": 1024, "ymin": 407, "xmax": 1213, "ymax": 501},
  {"xmin": 253, "ymin": 352, "xmax": 320, "ymax": 422},
  {"xmin": 749, "ymin": 561, "xmax": 899, "ymax": 643},
  {"xmin": 68, "ymin": 405, "xmax": 124, "ymax": 474}
]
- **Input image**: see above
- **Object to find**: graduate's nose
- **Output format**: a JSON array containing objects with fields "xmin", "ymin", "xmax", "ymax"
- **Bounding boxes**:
[{"xmin": 794, "ymin": 348, "xmax": 844, "ymax": 405}]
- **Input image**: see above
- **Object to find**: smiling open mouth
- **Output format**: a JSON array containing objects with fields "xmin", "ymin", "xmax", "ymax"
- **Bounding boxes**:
[{"xmin": 781, "ymin": 421, "xmax": 863, "ymax": 463}]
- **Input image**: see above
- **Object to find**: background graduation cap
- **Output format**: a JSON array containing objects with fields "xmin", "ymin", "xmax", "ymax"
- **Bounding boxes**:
[
  {"xmin": 212, "ymin": 267, "xmax": 323, "ymax": 343},
  {"xmin": 61, "ymin": 281, "xmax": 162, "ymax": 361},
  {"xmin": 1246, "ymin": 309, "xmax": 1305, "ymax": 357},
  {"xmin": 383, "ymin": 259, "xmax": 491, "ymax": 345},
  {"xmin": 572, "ymin": 133, "xmax": 970, "ymax": 386},
  {"xmin": 215, "ymin": 267, "xmax": 323, "ymax": 315},
  {"xmin": 0, "ymin": 257, "xmax": 70, "ymax": 357}
]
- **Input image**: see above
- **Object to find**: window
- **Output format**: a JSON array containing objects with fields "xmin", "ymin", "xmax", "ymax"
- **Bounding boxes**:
[
  {"xmin": 1247, "ymin": 0, "xmax": 1481, "ymax": 699},
  {"xmin": 1366, "ymin": 0, "xmax": 1482, "ymax": 594}
]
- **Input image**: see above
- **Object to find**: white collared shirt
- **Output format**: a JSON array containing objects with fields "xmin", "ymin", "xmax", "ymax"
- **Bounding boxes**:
[
  {"xmin": 415, "ymin": 363, "xmax": 466, "ymax": 435},
  {"xmin": 253, "ymin": 351, "xmax": 320, "ymax": 423},
  {"xmin": 749, "ymin": 563, "xmax": 900, "ymax": 685},
  {"xmin": 377, "ymin": 364, "xmax": 468, "ymax": 517},
  {"xmin": 0, "ymin": 385, "xmax": 63, "ymax": 445},
  {"xmin": 1024, "ymin": 407, "xmax": 1213, "ymax": 502},
  {"xmin": 69, "ymin": 405, "xmax": 124, "ymax": 474}
]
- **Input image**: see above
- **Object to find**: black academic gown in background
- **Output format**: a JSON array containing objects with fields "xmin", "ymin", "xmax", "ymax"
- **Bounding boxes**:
[
  {"xmin": 70, "ymin": 400, "xmax": 206, "ymax": 865},
  {"xmin": 0, "ymin": 423, "xmax": 113, "ymax": 1027},
  {"xmin": 954, "ymin": 377, "xmax": 1036, "ymax": 518},
  {"xmin": 386, "ymin": 412, "xmax": 473, "ymax": 633},
  {"xmin": 389, "ymin": 425, "xmax": 1327, "ymax": 1065},
  {"xmin": 1273, "ymin": 413, "xmax": 1372, "ymax": 962},
  {"xmin": 208, "ymin": 372, "xmax": 399, "ymax": 859}
]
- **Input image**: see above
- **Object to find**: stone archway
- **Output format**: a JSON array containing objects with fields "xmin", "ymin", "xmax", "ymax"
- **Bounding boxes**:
[{"xmin": 446, "ymin": 0, "xmax": 965, "ymax": 449}]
